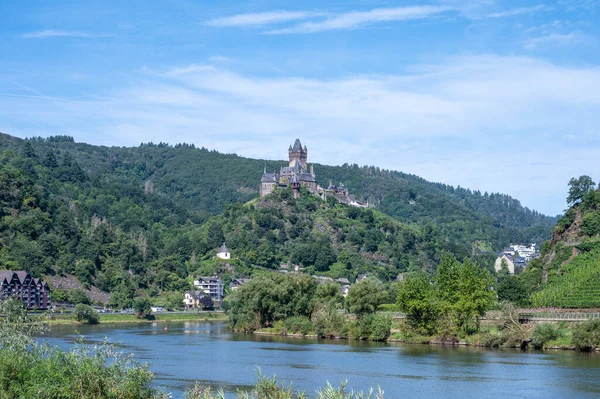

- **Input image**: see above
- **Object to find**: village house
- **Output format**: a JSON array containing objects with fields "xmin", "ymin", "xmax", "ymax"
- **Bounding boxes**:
[
  {"xmin": 494, "ymin": 255, "xmax": 515, "ymax": 274},
  {"xmin": 183, "ymin": 290, "xmax": 209, "ymax": 309},
  {"xmin": 0, "ymin": 270, "xmax": 51, "ymax": 310},
  {"xmin": 193, "ymin": 276, "xmax": 224, "ymax": 301},
  {"xmin": 230, "ymin": 278, "xmax": 251, "ymax": 291}
]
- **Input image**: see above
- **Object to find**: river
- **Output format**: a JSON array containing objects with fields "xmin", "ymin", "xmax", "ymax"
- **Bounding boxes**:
[{"xmin": 42, "ymin": 321, "xmax": 600, "ymax": 399}]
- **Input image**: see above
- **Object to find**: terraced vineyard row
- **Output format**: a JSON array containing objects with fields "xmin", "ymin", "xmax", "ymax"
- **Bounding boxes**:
[{"xmin": 531, "ymin": 250, "xmax": 600, "ymax": 308}]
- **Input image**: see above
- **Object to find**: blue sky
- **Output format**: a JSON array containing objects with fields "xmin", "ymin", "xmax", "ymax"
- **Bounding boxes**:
[{"xmin": 1, "ymin": 0, "xmax": 599, "ymax": 216}]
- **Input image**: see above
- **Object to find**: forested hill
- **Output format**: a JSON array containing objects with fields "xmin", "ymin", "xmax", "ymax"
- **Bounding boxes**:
[
  {"xmin": 0, "ymin": 132, "xmax": 555, "ymax": 249},
  {"xmin": 0, "ymin": 132, "xmax": 557, "ymax": 302}
]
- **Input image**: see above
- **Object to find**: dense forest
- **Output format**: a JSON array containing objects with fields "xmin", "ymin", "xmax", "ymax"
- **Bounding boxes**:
[{"xmin": 0, "ymin": 132, "xmax": 556, "ymax": 304}]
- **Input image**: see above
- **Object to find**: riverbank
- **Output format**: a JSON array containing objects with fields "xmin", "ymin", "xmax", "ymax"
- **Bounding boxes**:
[
  {"xmin": 46, "ymin": 312, "xmax": 227, "ymax": 325},
  {"xmin": 253, "ymin": 319, "xmax": 600, "ymax": 352}
]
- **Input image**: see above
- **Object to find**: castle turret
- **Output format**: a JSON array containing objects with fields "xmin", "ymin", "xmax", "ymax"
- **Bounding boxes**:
[{"xmin": 288, "ymin": 138, "xmax": 308, "ymax": 169}]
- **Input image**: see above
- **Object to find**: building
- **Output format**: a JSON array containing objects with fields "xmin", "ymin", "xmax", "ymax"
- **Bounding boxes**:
[
  {"xmin": 183, "ymin": 290, "xmax": 209, "ymax": 309},
  {"xmin": 0, "ymin": 270, "xmax": 51, "ymax": 310},
  {"xmin": 494, "ymin": 255, "xmax": 515, "ymax": 274},
  {"xmin": 230, "ymin": 278, "xmax": 251, "ymax": 291},
  {"xmin": 260, "ymin": 139, "xmax": 318, "ymax": 198},
  {"xmin": 216, "ymin": 242, "xmax": 230, "ymax": 260},
  {"xmin": 259, "ymin": 139, "xmax": 367, "ymax": 207},
  {"xmin": 193, "ymin": 276, "xmax": 224, "ymax": 301}
]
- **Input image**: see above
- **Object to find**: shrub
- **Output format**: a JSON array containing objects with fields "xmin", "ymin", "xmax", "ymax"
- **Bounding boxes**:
[
  {"xmin": 368, "ymin": 314, "xmax": 392, "ymax": 341},
  {"xmin": 531, "ymin": 324, "xmax": 562, "ymax": 349},
  {"xmin": 68, "ymin": 288, "xmax": 91, "ymax": 305},
  {"xmin": 73, "ymin": 304, "xmax": 99, "ymax": 325},
  {"xmin": 284, "ymin": 317, "xmax": 313, "ymax": 335},
  {"xmin": 479, "ymin": 331, "xmax": 508, "ymax": 348},
  {"xmin": 312, "ymin": 305, "xmax": 347, "ymax": 338},
  {"xmin": 572, "ymin": 319, "xmax": 600, "ymax": 351},
  {"xmin": 133, "ymin": 297, "xmax": 153, "ymax": 319}
]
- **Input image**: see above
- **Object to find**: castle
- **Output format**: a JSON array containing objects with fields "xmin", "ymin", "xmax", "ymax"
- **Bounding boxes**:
[{"xmin": 260, "ymin": 139, "xmax": 368, "ymax": 207}]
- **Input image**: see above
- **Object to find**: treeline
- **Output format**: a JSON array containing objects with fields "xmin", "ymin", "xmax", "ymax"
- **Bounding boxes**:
[
  {"xmin": 0, "ymin": 133, "xmax": 554, "ymax": 251},
  {"xmin": 225, "ymin": 272, "xmax": 393, "ymax": 341}
]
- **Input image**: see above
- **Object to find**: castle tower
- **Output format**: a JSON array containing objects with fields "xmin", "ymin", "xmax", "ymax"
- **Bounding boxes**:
[{"xmin": 288, "ymin": 138, "xmax": 308, "ymax": 169}]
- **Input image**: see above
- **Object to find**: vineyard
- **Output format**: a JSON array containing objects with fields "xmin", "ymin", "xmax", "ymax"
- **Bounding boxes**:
[{"xmin": 531, "ymin": 249, "xmax": 600, "ymax": 308}]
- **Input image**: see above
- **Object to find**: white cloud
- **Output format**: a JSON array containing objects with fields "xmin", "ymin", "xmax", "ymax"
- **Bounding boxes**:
[
  {"xmin": 1, "ymin": 55, "xmax": 599, "ymax": 214},
  {"xmin": 264, "ymin": 6, "xmax": 455, "ymax": 34},
  {"xmin": 524, "ymin": 32, "xmax": 582, "ymax": 48},
  {"xmin": 486, "ymin": 4, "xmax": 553, "ymax": 18},
  {"xmin": 205, "ymin": 11, "xmax": 325, "ymax": 27},
  {"xmin": 20, "ymin": 30, "xmax": 111, "ymax": 39}
]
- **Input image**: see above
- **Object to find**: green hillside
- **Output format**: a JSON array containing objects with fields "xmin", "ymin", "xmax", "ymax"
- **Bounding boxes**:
[
  {"xmin": 0, "ymin": 133, "xmax": 555, "ymax": 250},
  {"xmin": 526, "ymin": 177, "xmax": 600, "ymax": 308},
  {"xmin": 0, "ymin": 132, "xmax": 556, "ymax": 305}
]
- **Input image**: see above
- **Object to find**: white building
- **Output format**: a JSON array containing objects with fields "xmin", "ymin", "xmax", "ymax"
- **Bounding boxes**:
[
  {"xmin": 216, "ymin": 242, "xmax": 230, "ymax": 260},
  {"xmin": 494, "ymin": 255, "xmax": 515, "ymax": 274},
  {"xmin": 193, "ymin": 276, "xmax": 224, "ymax": 301}
]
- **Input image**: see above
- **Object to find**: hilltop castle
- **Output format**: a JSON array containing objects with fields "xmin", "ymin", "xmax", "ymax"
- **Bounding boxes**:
[{"xmin": 260, "ymin": 139, "xmax": 368, "ymax": 207}]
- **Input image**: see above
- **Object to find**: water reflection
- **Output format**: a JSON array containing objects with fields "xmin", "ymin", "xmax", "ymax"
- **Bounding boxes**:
[{"xmin": 41, "ymin": 321, "xmax": 600, "ymax": 399}]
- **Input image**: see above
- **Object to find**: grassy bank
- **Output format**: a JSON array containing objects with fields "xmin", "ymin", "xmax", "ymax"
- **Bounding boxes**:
[{"xmin": 46, "ymin": 312, "xmax": 227, "ymax": 325}]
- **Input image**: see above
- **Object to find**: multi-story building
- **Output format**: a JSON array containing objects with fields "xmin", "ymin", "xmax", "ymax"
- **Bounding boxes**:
[
  {"xmin": 193, "ymin": 276, "xmax": 224, "ymax": 301},
  {"xmin": 0, "ymin": 270, "xmax": 51, "ymax": 310}
]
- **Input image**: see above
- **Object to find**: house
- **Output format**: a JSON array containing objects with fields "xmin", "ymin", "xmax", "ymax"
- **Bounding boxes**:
[
  {"xmin": 193, "ymin": 276, "xmax": 224, "ymax": 301},
  {"xmin": 0, "ymin": 270, "xmax": 51, "ymax": 310},
  {"xmin": 216, "ymin": 242, "xmax": 230, "ymax": 260},
  {"xmin": 184, "ymin": 291, "xmax": 208, "ymax": 309},
  {"xmin": 336, "ymin": 277, "xmax": 350, "ymax": 285},
  {"xmin": 230, "ymin": 278, "xmax": 251, "ymax": 291},
  {"xmin": 494, "ymin": 255, "xmax": 515, "ymax": 274},
  {"xmin": 356, "ymin": 274, "xmax": 367, "ymax": 283},
  {"xmin": 341, "ymin": 285, "xmax": 350, "ymax": 297}
]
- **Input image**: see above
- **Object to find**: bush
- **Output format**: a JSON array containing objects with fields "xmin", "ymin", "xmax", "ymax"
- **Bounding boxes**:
[
  {"xmin": 572, "ymin": 319, "xmax": 600, "ymax": 351},
  {"xmin": 284, "ymin": 316, "xmax": 313, "ymax": 335},
  {"xmin": 479, "ymin": 331, "xmax": 508, "ymax": 348},
  {"xmin": 531, "ymin": 324, "xmax": 562, "ymax": 349},
  {"xmin": 0, "ymin": 299, "xmax": 166, "ymax": 399},
  {"xmin": 312, "ymin": 305, "xmax": 347, "ymax": 338},
  {"xmin": 133, "ymin": 297, "xmax": 153, "ymax": 319},
  {"xmin": 368, "ymin": 314, "xmax": 392, "ymax": 341},
  {"xmin": 73, "ymin": 304, "xmax": 99, "ymax": 325},
  {"xmin": 68, "ymin": 289, "xmax": 91, "ymax": 305}
]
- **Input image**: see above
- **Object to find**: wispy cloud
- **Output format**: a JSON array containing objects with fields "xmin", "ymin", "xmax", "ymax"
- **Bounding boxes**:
[
  {"xmin": 2, "ymin": 55, "xmax": 598, "ymax": 214},
  {"xmin": 524, "ymin": 32, "xmax": 582, "ymax": 48},
  {"xmin": 205, "ymin": 11, "xmax": 325, "ymax": 27},
  {"xmin": 20, "ymin": 30, "xmax": 111, "ymax": 39},
  {"xmin": 264, "ymin": 6, "xmax": 455, "ymax": 34},
  {"xmin": 486, "ymin": 4, "xmax": 553, "ymax": 18}
]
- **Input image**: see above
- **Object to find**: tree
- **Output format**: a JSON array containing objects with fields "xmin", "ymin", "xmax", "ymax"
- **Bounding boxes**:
[
  {"xmin": 73, "ymin": 304, "xmax": 100, "ymax": 324},
  {"xmin": 68, "ymin": 289, "xmax": 91, "ymax": 305},
  {"xmin": 345, "ymin": 278, "xmax": 387, "ymax": 317},
  {"xmin": 198, "ymin": 295, "xmax": 214, "ymax": 310},
  {"xmin": 497, "ymin": 275, "xmax": 529, "ymax": 306},
  {"xmin": 567, "ymin": 175, "xmax": 596, "ymax": 205},
  {"xmin": 397, "ymin": 272, "xmax": 440, "ymax": 334},
  {"xmin": 452, "ymin": 259, "xmax": 495, "ymax": 334},
  {"xmin": 133, "ymin": 297, "xmax": 153, "ymax": 319}
]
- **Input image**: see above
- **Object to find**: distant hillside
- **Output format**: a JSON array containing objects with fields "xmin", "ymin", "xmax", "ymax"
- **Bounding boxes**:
[
  {"xmin": 526, "ymin": 177, "xmax": 600, "ymax": 308},
  {"xmin": 0, "ymin": 132, "xmax": 556, "ymax": 305},
  {"xmin": 0, "ymin": 133, "xmax": 555, "ymax": 251}
]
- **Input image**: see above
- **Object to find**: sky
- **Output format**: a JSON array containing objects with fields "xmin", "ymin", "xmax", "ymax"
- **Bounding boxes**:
[{"xmin": 1, "ymin": 0, "xmax": 599, "ymax": 216}]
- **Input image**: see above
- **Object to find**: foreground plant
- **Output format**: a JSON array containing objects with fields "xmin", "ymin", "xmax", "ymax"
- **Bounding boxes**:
[
  {"xmin": 0, "ymin": 299, "xmax": 167, "ymax": 399},
  {"xmin": 185, "ymin": 371, "xmax": 384, "ymax": 399}
]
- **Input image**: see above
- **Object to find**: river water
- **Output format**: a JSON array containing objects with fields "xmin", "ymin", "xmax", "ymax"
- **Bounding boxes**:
[{"xmin": 42, "ymin": 321, "xmax": 600, "ymax": 399}]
